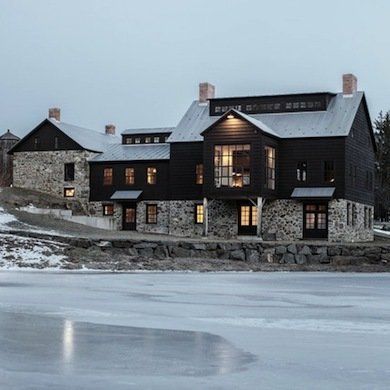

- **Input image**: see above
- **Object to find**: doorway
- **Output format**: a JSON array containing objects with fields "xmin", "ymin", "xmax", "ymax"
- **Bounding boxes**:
[
  {"xmin": 122, "ymin": 203, "xmax": 137, "ymax": 231},
  {"xmin": 238, "ymin": 203, "xmax": 257, "ymax": 235},
  {"xmin": 303, "ymin": 202, "xmax": 328, "ymax": 239}
]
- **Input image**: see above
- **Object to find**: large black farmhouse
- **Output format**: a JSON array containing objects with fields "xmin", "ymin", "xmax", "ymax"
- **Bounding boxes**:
[{"xmin": 9, "ymin": 74, "xmax": 375, "ymax": 242}]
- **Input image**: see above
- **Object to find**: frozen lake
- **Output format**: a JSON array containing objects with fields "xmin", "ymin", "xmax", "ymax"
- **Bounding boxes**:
[{"xmin": 0, "ymin": 272, "xmax": 389, "ymax": 389}]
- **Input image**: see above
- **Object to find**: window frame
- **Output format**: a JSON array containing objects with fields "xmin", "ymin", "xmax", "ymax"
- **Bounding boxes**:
[
  {"xmin": 103, "ymin": 204, "xmax": 114, "ymax": 216},
  {"xmin": 64, "ymin": 187, "xmax": 75, "ymax": 198},
  {"xmin": 323, "ymin": 160, "xmax": 335, "ymax": 184},
  {"xmin": 147, "ymin": 167, "xmax": 157, "ymax": 185},
  {"xmin": 125, "ymin": 167, "xmax": 135, "ymax": 185},
  {"xmin": 195, "ymin": 204, "xmax": 204, "ymax": 224},
  {"xmin": 64, "ymin": 163, "xmax": 75, "ymax": 182},
  {"xmin": 296, "ymin": 161, "xmax": 307, "ymax": 182},
  {"xmin": 265, "ymin": 146, "xmax": 276, "ymax": 190},
  {"xmin": 153, "ymin": 136, "xmax": 160, "ymax": 143},
  {"xmin": 103, "ymin": 167, "xmax": 113, "ymax": 186},
  {"xmin": 54, "ymin": 136, "xmax": 59, "ymax": 150},
  {"xmin": 146, "ymin": 204, "xmax": 157, "ymax": 224},
  {"xmin": 195, "ymin": 164, "xmax": 204, "ymax": 185}
]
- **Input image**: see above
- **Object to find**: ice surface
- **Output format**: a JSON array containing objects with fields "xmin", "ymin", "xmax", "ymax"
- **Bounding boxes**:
[{"xmin": 0, "ymin": 272, "xmax": 389, "ymax": 389}]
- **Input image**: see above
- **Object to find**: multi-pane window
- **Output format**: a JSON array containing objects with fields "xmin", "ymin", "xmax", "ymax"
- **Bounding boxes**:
[
  {"xmin": 145, "ymin": 137, "xmax": 151, "ymax": 143},
  {"xmin": 164, "ymin": 136, "xmax": 169, "ymax": 142},
  {"xmin": 125, "ymin": 137, "xmax": 133, "ymax": 144},
  {"xmin": 154, "ymin": 136, "xmax": 160, "ymax": 143},
  {"xmin": 305, "ymin": 204, "xmax": 327, "ymax": 230},
  {"xmin": 147, "ymin": 167, "xmax": 157, "ymax": 184},
  {"xmin": 196, "ymin": 164, "xmax": 203, "ymax": 185},
  {"xmin": 64, "ymin": 187, "xmax": 75, "ymax": 198},
  {"xmin": 297, "ymin": 161, "xmax": 307, "ymax": 182},
  {"xmin": 103, "ymin": 204, "xmax": 114, "ymax": 216},
  {"xmin": 240, "ymin": 206, "xmax": 257, "ymax": 226},
  {"xmin": 103, "ymin": 168, "xmax": 113, "ymax": 186},
  {"xmin": 64, "ymin": 163, "xmax": 75, "ymax": 181},
  {"xmin": 265, "ymin": 146, "xmax": 276, "ymax": 190},
  {"xmin": 195, "ymin": 204, "xmax": 204, "ymax": 224},
  {"xmin": 125, "ymin": 167, "xmax": 135, "ymax": 185},
  {"xmin": 135, "ymin": 137, "xmax": 141, "ymax": 144},
  {"xmin": 146, "ymin": 204, "xmax": 157, "ymax": 224},
  {"xmin": 324, "ymin": 161, "xmax": 335, "ymax": 183},
  {"xmin": 214, "ymin": 145, "xmax": 250, "ymax": 188}
]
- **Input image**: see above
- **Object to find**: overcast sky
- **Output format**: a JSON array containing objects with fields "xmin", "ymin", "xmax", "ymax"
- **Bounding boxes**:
[{"xmin": 0, "ymin": 0, "xmax": 389, "ymax": 137}]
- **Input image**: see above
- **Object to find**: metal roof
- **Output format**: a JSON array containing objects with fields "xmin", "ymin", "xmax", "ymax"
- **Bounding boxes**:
[
  {"xmin": 291, "ymin": 187, "xmax": 335, "ymax": 199},
  {"xmin": 121, "ymin": 127, "xmax": 174, "ymax": 135},
  {"xmin": 0, "ymin": 129, "xmax": 20, "ymax": 141},
  {"xmin": 90, "ymin": 143, "xmax": 170, "ymax": 162},
  {"xmin": 168, "ymin": 92, "xmax": 364, "ymax": 142},
  {"xmin": 110, "ymin": 190, "xmax": 143, "ymax": 201}
]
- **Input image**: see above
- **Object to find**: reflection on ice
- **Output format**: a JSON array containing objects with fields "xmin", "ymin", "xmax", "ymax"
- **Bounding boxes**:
[{"xmin": 0, "ymin": 312, "xmax": 255, "ymax": 377}]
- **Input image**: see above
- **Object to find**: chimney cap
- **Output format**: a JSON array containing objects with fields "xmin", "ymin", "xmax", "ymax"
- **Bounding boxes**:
[{"xmin": 48, "ymin": 107, "xmax": 61, "ymax": 121}]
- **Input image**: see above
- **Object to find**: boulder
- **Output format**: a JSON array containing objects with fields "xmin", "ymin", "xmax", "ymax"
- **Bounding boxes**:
[
  {"xmin": 245, "ymin": 249, "xmax": 260, "ymax": 262},
  {"xmin": 295, "ymin": 254, "xmax": 307, "ymax": 264},
  {"xmin": 298, "ymin": 245, "xmax": 312, "ymax": 255},
  {"xmin": 281, "ymin": 253, "xmax": 295, "ymax": 264},
  {"xmin": 230, "ymin": 250, "xmax": 246, "ymax": 261},
  {"xmin": 287, "ymin": 244, "xmax": 297, "ymax": 254},
  {"xmin": 275, "ymin": 246, "xmax": 287, "ymax": 255}
]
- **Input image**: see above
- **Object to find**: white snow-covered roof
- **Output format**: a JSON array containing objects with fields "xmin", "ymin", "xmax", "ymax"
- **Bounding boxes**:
[
  {"xmin": 90, "ymin": 143, "xmax": 170, "ymax": 162},
  {"xmin": 168, "ymin": 92, "xmax": 364, "ymax": 142},
  {"xmin": 48, "ymin": 118, "xmax": 119, "ymax": 152}
]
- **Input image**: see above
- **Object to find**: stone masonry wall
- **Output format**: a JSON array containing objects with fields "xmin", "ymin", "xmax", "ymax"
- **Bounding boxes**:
[{"xmin": 13, "ymin": 150, "xmax": 97, "ymax": 212}]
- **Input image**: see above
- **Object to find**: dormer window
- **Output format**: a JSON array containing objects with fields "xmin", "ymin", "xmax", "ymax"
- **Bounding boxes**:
[
  {"xmin": 135, "ymin": 138, "xmax": 141, "ymax": 144},
  {"xmin": 145, "ymin": 137, "xmax": 151, "ymax": 143},
  {"xmin": 153, "ymin": 136, "xmax": 160, "ymax": 143},
  {"xmin": 125, "ymin": 137, "xmax": 133, "ymax": 144}
]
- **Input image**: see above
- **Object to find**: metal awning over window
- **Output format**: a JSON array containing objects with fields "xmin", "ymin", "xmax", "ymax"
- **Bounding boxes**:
[
  {"xmin": 110, "ymin": 190, "xmax": 143, "ymax": 201},
  {"xmin": 291, "ymin": 187, "xmax": 335, "ymax": 199}
]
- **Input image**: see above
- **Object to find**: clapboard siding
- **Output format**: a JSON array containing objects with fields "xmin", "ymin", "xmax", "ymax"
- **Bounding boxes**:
[
  {"xmin": 11, "ymin": 121, "xmax": 83, "ymax": 152},
  {"xmin": 169, "ymin": 142, "xmax": 203, "ymax": 200},
  {"xmin": 89, "ymin": 161, "xmax": 170, "ymax": 201},
  {"xmin": 344, "ymin": 101, "xmax": 375, "ymax": 205}
]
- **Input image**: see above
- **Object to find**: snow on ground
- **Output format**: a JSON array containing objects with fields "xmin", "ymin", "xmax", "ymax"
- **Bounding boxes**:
[
  {"xmin": 0, "ymin": 272, "xmax": 389, "ymax": 389},
  {"xmin": 0, "ymin": 206, "xmax": 17, "ymax": 228}
]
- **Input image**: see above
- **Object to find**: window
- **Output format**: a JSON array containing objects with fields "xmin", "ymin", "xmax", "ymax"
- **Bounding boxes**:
[
  {"xmin": 103, "ymin": 168, "xmax": 113, "ymax": 186},
  {"xmin": 125, "ymin": 137, "xmax": 133, "ymax": 144},
  {"xmin": 125, "ymin": 167, "xmax": 135, "ymax": 185},
  {"xmin": 146, "ymin": 204, "xmax": 157, "ymax": 224},
  {"xmin": 154, "ymin": 136, "xmax": 160, "ymax": 143},
  {"xmin": 324, "ymin": 161, "xmax": 335, "ymax": 183},
  {"xmin": 164, "ymin": 136, "xmax": 169, "ymax": 142},
  {"xmin": 145, "ymin": 137, "xmax": 151, "ymax": 143},
  {"xmin": 214, "ymin": 144, "xmax": 250, "ymax": 188},
  {"xmin": 368, "ymin": 208, "xmax": 372, "ymax": 229},
  {"xmin": 352, "ymin": 204, "xmax": 357, "ymax": 227},
  {"xmin": 103, "ymin": 204, "xmax": 114, "ymax": 216},
  {"xmin": 195, "ymin": 204, "xmax": 203, "ymax": 224},
  {"xmin": 34, "ymin": 137, "xmax": 40, "ymax": 150},
  {"xmin": 54, "ymin": 136, "xmax": 59, "ymax": 149},
  {"xmin": 196, "ymin": 164, "xmax": 203, "ymax": 185},
  {"xmin": 364, "ymin": 207, "xmax": 368, "ymax": 229},
  {"xmin": 64, "ymin": 163, "xmax": 75, "ymax": 181},
  {"xmin": 64, "ymin": 187, "xmax": 75, "ymax": 198},
  {"xmin": 304, "ymin": 204, "xmax": 327, "ymax": 230},
  {"xmin": 135, "ymin": 137, "xmax": 141, "ymax": 144},
  {"xmin": 347, "ymin": 202, "xmax": 351, "ymax": 226},
  {"xmin": 265, "ymin": 146, "xmax": 276, "ymax": 190},
  {"xmin": 297, "ymin": 161, "xmax": 307, "ymax": 182},
  {"xmin": 147, "ymin": 167, "xmax": 157, "ymax": 184}
]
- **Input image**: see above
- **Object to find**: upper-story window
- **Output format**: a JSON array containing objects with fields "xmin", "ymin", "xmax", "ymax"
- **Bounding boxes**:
[
  {"xmin": 196, "ymin": 164, "xmax": 203, "ymax": 185},
  {"xmin": 125, "ymin": 137, "xmax": 133, "ymax": 144},
  {"xmin": 147, "ymin": 167, "xmax": 157, "ymax": 185},
  {"xmin": 54, "ymin": 136, "xmax": 59, "ymax": 150},
  {"xmin": 153, "ymin": 136, "xmax": 160, "ymax": 143},
  {"xmin": 214, "ymin": 145, "xmax": 250, "ymax": 188},
  {"xmin": 64, "ymin": 163, "xmax": 75, "ymax": 181},
  {"xmin": 34, "ymin": 137, "xmax": 40, "ymax": 150},
  {"xmin": 297, "ymin": 161, "xmax": 307, "ymax": 182},
  {"xmin": 103, "ymin": 168, "xmax": 113, "ymax": 186},
  {"xmin": 145, "ymin": 137, "xmax": 151, "ymax": 143},
  {"xmin": 265, "ymin": 146, "xmax": 276, "ymax": 190},
  {"xmin": 135, "ymin": 137, "xmax": 141, "ymax": 144},
  {"xmin": 164, "ymin": 136, "xmax": 169, "ymax": 142},
  {"xmin": 125, "ymin": 167, "xmax": 135, "ymax": 185},
  {"xmin": 324, "ymin": 161, "xmax": 335, "ymax": 184}
]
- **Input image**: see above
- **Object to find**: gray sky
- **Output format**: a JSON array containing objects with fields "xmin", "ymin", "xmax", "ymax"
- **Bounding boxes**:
[{"xmin": 1, "ymin": 0, "xmax": 389, "ymax": 137}]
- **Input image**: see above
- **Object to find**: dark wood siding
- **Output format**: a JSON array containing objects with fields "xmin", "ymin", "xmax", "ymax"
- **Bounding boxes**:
[
  {"xmin": 169, "ymin": 142, "xmax": 203, "ymax": 200},
  {"xmin": 344, "ymin": 100, "xmax": 375, "ymax": 205},
  {"xmin": 89, "ymin": 161, "xmax": 169, "ymax": 202},
  {"xmin": 278, "ymin": 137, "xmax": 346, "ymax": 199},
  {"xmin": 203, "ymin": 117, "xmax": 279, "ymax": 199},
  {"xmin": 11, "ymin": 120, "xmax": 83, "ymax": 152}
]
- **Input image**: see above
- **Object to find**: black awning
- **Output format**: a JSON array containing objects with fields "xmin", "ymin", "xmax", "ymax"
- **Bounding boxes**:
[
  {"xmin": 291, "ymin": 187, "xmax": 335, "ymax": 199},
  {"xmin": 110, "ymin": 190, "xmax": 143, "ymax": 201}
]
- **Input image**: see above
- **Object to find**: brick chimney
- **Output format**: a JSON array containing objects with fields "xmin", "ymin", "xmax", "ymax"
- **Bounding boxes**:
[
  {"xmin": 105, "ymin": 124, "xmax": 116, "ymax": 135},
  {"xmin": 48, "ymin": 107, "xmax": 61, "ymax": 121},
  {"xmin": 342, "ymin": 74, "xmax": 358, "ymax": 95},
  {"xmin": 199, "ymin": 82, "xmax": 215, "ymax": 103}
]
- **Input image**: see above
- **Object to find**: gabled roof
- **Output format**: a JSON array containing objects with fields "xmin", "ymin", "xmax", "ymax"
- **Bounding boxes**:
[
  {"xmin": 121, "ymin": 127, "xmax": 174, "ymax": 135},
  {"xmin": 90, "ymin": 143, "xmax": 170, "ymax": 162},
  {"xmin": 0, "ymin": 129, "xmax": 19, "ymax": 141},
  {"xmin": 200, "ymin": 109, "xmax": 279, "ymax": 138},
  {"xmin": 168, "ymin": 92, "xmax": 365, "ymax": 142}
]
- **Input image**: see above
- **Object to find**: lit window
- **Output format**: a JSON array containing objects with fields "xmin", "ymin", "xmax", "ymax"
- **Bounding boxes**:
[
  {"xmin": 103, "ymin": 204, "xmax": 114, "ymax": 216},
  {"xmin": 265, "ymin": 146, "xmax": 276, "ymax": 190},
  {"xmin": 147, "ymin": 167, "xmax": 157, "ymax": 184},
  {"xmin": 64, "ymin": 163, "xmax": 75, "ymax": 181},
  {"xmin": 103, "ymin": 168, "xmax": 113, "ymax": 186},
  {"xmin": 125, "ymin": 137, "xmax": 133, "ymax": 144},
  {"xmin": 64, "ymin": 187, "xmax": 75, "ymax": 198},
  {"xmin": 135, "ymin": 138, "xmax": 141, "ymax": 144},
  {"xmin": 214, "ymin": 145, "xmax": 250, "ymax": 188},
  {"xmin": 125, "ymin": 167, "xmax": 134, "ymax": 185},
  {"xmin": 324, "ymin": 161, "xmax": 335, "ymax": 183},
  {"xmin": 196, "ymin": 164, "xmax": 203, "ymax": 185},
  {"xmin": 145, "ymin": 137, "xmax": 151, "ymax": 143},
  {"xmin": 195, "ymin": 204, "xmax": 203, "ymax": 224},
  {"xmin": 297, "ymin": 161, "xmax": 307, "ymax": 182},
  {"xmin": 146, "ymin": 204, "xmax": 157, "ymax": 224},
  {"xmin": 154, "ymin": 136, "xmax": 160, "ymax": 143}
]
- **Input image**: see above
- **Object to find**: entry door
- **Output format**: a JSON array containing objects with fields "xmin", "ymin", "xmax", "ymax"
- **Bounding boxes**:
[
  {"xmin": 238, "ymin": 204, "xmax": 257, "ymax": 235},
  {"xmin": 122, "ymin": 204, "xmax": 136, "ymax": 231},
  {"xmin": 303, "ymin": 202, "xmax": 328, "ymax": 239}
]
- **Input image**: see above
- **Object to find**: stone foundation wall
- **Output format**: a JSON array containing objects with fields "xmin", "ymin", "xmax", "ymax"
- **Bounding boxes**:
[
  {"xmin": 13, "ymin": 150, "xmax": 96, "ymax": 211},
  {"xmin": 169, "ymin": 200, "xmax": 204, "ymax": 237}
]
